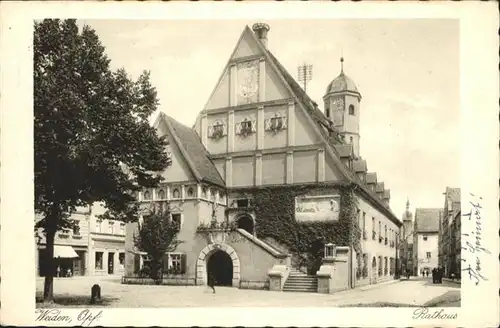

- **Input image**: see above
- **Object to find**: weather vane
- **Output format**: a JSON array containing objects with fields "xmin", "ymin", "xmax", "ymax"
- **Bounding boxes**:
[{"xmin": 297, "ymin": 63, "xmax": 313, "ymax": 93}]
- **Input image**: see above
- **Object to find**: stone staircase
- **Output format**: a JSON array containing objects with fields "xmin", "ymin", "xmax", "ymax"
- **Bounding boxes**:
[{"xmin": 282, "ymin": 268, "xmax": 318, "ymax": 293}]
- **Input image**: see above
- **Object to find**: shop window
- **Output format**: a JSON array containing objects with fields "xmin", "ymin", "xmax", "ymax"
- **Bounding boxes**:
[{"xmin": 95, "ymin": 252, "xmax": 103, "ymax": 270}]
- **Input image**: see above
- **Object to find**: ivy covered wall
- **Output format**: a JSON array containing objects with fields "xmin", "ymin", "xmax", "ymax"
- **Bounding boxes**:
[{"xmin": 231, "ymin": 182, "xmax": 362, "ymax": 273}]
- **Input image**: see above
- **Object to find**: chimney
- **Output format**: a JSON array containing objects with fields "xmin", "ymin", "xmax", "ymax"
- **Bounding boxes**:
[{"xmin": 252, "ymin": 23, "xmax": 270, "ymax": 49}]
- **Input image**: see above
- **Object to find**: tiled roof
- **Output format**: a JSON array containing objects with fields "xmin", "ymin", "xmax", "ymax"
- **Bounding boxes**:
[
  {"xmin": 263, "ymin": 45, "xmax": 400, "ymax": 226},
  {"xmin": 163, "ymin": 115, "xmax": 225, "ymax": 187},
  {"xmin": 414, "ymin": 208, "xmax": 442, "ymax": 233},
  {"xmin": 353, "ymin": 159, "xmax": 367, "ymax": 172},
  {"xmin": 445, "ymin": 187, "xmax": 461, "ymax": 203},
  {"xmin": 366, "ymin": 173, "xmax": 377, "ymax": 184}
]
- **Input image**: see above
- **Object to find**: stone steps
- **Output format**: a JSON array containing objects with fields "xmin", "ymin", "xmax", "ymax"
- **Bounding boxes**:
[{"xmin": 283, "ymin": 269, "xmax": 318, "ymax": 293}]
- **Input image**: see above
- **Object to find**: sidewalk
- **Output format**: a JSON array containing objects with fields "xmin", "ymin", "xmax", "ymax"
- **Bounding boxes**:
[
  {"xmin": 443, "ymin": 278, "xmax": 461, "ymax": 285},
  {"xmin": 358, "ymin": 279, "xmax": 400, "ymax": 291}
]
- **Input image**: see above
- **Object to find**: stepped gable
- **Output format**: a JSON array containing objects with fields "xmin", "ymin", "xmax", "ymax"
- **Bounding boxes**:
[
  {"xmin": 162, "ymin": 113, "xmax": 225, "ymax": 187},
  {"xmin": 353, "ymin": 159, "xmax": 367, "ymax": 173}
]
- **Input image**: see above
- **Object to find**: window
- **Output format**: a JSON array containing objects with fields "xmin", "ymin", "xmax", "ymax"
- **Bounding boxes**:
[
  {"xmin": 157, "ymin": 189, "xmax": 165, "ymax": 200},
  {"xmin": 211, "ymin": 120, "xmax": 225, "ymax": 138},
  {"xmin": 172, "ymin": 188, "xmax": 180, "ymax": 199},
  {"xmin": 143, "ymin": 190, "xmax": 152, "ymax": 201},
  {"xmin": 95, "ymin": 252, "xmax": 103, "ymax": 270},
  {"xmin": 423, "ymin": 235, "xmax": 428, "ymax": 241},
  {"xmin": 108, "ymin": 222, "xmax": 114, "ymax": 234},
  {"xmin": 325, "ymin": 107, "xmax": 330, "ymax": 118},
  {"xmin": 119, "ymin": 253, "xmax": 125, "ymax": 268},
  {"xmin": 73, "ymin": 224, "xmax": 80, "ymax": 235},
  {"xmin": 426, "ymin": 252, "xmax": 431, "ymax": 259},
  {"xmin": 237, "ymin": 199, "xmax": 249, "ymax": 208},
  {"xmin": 187, "ymin": 187, "xmax": 194, "ymax": 197},
  {"xmin": 349, "ymin": 136, "xmax": 353, "ymax": 144},
  {"xmin": 349, "ymin": 104, "xmax": 355, "ymax": 115},
  {"xmin": 202, "ymin": 187, "xmax": 208, "ymax": 199},
  {"xmin": 241, "ymin": 118, "xmax": 252, "ymax": 132},
  {"xmin": 170, "ymin": 254, "xmax": 182, "ymax": 272},
  {"xmin": 172, "ymin": 214, "xmax": 181, "ymax": 230},
  {"xmin": 95, "ymin": 220, "xmax": 102, "ymax": 233},
  {"xmin": 120, "ymin": 223, "xmax": 125, "ymax": 235}
]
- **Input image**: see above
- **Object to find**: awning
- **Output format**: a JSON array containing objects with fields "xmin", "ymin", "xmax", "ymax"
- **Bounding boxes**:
[{"xmin": 53, "ymin": 245, "xmax": 79, "ymax": 258}]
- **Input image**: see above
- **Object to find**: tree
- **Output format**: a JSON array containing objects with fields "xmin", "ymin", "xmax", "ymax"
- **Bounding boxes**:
[
  {"xmin": 134, "ymin": 202, "xmax": 183, "ymax": 283},
  {"xmin": 34, "ymin": 19, "xmax": 171, "ymax": 302}
]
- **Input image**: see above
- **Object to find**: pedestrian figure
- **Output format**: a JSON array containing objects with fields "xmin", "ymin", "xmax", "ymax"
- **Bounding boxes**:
[
  {"xmin": 56, "ymin": 266, "xmax": 61, "ymax": 277},
  {"xmin": 432, "ymin": 268, "xmax": 436, "ymax": 283},
  {"xmin": 208, "ymin": 273, "xmax": 216, "ymax": 294}
]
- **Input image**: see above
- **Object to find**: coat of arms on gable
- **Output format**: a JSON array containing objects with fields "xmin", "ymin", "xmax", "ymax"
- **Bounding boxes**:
[{"xmin": 237, "ymin": 60, "xmax": 259, "ymax": 104}]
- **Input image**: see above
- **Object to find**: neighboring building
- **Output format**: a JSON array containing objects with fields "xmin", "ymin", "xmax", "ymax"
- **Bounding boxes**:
[
  {"xmin": 399, "ymin": 199, "xmax": 414, "ymax": 275},
  {"xmin": 125, "ymin": 23, "xmax": 402, "ymax": 291},
  {"xmin": 438, "ymin": 187, "xmax": 461, "ymax": 277},
  {"xmin": 413, "ymin": 208, "xmax": 442, "ymax": 276},
  {"xmin": 35, "ymin": 203, "xmax": 125, "ymax": 277}
]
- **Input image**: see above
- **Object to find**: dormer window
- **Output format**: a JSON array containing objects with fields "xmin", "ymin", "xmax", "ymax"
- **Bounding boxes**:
[
  {"xmin": 349, "ymin": 105, "xmax": 355, "ymax": 115},
  {"xmin": 208, "ymin": 120, "xmax": 226, "ymax": 139}
]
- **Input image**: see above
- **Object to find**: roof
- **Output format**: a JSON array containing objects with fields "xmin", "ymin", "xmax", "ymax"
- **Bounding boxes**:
[
  {"xmin": 414, "ymin": 208, "xmax": 442, "ymax": 233},
  {"xmin": 161, "ymin": 114, "xmax": 225, "ymax": 187},
  {"xmin": 445, "ymin": 187, "xmax": 461, "ymax": 203},
  {"xmin": 353, "ymin": 159, "xmax": 367, "ymax": 172},
  {"xmin": 376, "ymin": 182, "xmax": 385, "ymax": 193},
  {"xmin": 383, "ymin": 189, "xmax": 390, "ymax": 199},
  {"xmin": 325, "ymin": 71, "xmax": 360, "ymax": 96},
  {"xmin": 264, "ymin": 45, "xmax": 400, "ymax": 226},
  {"xmin": 366, "ymin": 173, "xmax": 377, "ymax": 184},
  {"xmin": 334, "ymin": 144, "xmax": 353, "ymax": 158}
]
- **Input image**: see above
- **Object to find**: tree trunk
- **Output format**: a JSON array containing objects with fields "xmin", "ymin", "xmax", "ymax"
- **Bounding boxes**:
[{"xmin": 43, "ymin": 226, "xmax": 56, "ymax": 303}]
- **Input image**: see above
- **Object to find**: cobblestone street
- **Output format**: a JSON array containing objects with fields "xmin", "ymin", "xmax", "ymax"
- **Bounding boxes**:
[{"xmin": 36, "ymin": 276, "xmax": 460, "ymax": 308}]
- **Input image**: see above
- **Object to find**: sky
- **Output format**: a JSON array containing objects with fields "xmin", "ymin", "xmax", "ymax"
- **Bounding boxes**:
[{"xmin": 79, "ymin": 19, "xmax": 460, "ymax": 220}]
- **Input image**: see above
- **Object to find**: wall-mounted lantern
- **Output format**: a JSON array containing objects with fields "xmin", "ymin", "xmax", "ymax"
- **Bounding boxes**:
[{"xmin": 324, "ymin": 243, "xmax": 337, "ymax": 259}]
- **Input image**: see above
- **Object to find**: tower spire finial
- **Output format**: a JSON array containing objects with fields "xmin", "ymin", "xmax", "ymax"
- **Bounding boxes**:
[
  {"xmin": 340, "ymin": 47, "xmax": 344, "ymax": 74},
  {"xmin": 406, "ymin": 198, "xmax": 410, "ymax": 210}
]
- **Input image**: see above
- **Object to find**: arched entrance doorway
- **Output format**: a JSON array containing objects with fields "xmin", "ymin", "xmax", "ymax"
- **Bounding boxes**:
[
  {"xmin": 207, "ymin": 250, "xmax": 233, "ymax": 286},
  {"xmin": 196, "ymin": 243, "xmax": 240, "ymax": 287},
  {"xmin": 237, "ymin": 215, "xmax": 254, "ymax": 235}
]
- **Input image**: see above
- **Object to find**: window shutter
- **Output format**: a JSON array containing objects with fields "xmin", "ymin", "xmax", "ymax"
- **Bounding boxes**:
[
  {"xmin": 281, "ymin": 116, "xmax": 288, "ymax": 129},
  {"xmin": 251, "ymin": 120, "xmax": 257, "ymax": 132},
  {"xmin": 180, "ymin": 254, "xmax": 187, "ymax": 274},
  {"xmin": 235, "ymin": 123, "xmax": 242, "ymax": 135},
  {"xmin": 208, "ymin": 126, "xmax": 214, "ymax": 138}
]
